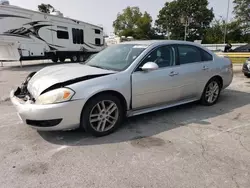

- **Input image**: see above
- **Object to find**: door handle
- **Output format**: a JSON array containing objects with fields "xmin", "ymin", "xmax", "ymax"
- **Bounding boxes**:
[
  {"xmin": 169, "ymin": 71, "xmax": 179, "ymax": 76},
  {"xmin": 202, "ymin": 66, "xmax": 209, "ymax": 70}
]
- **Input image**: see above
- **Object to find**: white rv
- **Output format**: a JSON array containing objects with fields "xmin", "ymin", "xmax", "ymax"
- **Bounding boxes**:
[{"xmin": 0, "ymin": 2, "xmax": 105, "ymax": 63}]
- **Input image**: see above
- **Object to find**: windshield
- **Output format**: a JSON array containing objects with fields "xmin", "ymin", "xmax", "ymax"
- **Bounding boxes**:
[{"xmin": 84, "ymin": 44, "xmax": 148, "ymax": 71}]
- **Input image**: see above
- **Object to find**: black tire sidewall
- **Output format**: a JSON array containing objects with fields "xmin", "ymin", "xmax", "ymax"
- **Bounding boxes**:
[
  {"xmin": 52, "ymin": 57, "xmax": 58, "ymax": 63},
  {"xmin": 71, "ymin": 55, "xmax": 78, "ymax": 62},
  {"xmin": 81, "ymin": 94, "xmax": 124, "ymax": 137},
  {"xmin": 79, "ymin": 55, "xmax": 84, "ymax": 62},
  {"xmin": 59, "ymin": 57, "xmax": 66, "ymax": 62},
  {"xmin": 244, "ymin": 73, "xmax": 250, "ymax": 78},
  {"xmin": 201, "ymin": 78, "xmax": 221, "ymax": 106}
]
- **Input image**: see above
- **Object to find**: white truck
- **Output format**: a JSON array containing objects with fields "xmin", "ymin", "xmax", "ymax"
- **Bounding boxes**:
[{"xmin": 0, "ymin": 1, "xmax": 105, "ymax": 63}]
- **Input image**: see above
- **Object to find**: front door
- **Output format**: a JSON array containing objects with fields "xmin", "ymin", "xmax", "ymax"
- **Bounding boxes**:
[{"xmin": 131, "ymin": 45, "xmax": 181, "ymax": 109}]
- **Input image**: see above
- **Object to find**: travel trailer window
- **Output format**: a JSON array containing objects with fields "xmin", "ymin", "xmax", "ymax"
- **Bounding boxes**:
[
  {"xmin": 57, "ymin": 30, "xmax": 69, "ymax": 39},
  {"xmin": 95, "ymin": 29, "xmax": 101, "ymax": 34},
  {"xmin": 95, "ymin": 38, "xmax": 101, "ymax": 45},
  {"xmin": 72, "ymin": 28, "xmax": 84, "ymax": 44}
]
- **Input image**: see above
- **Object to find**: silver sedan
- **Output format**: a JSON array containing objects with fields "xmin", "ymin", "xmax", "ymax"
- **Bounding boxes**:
[{"xmin": 10, "ymin": 40, "xmax": 233, "ymax": 136}]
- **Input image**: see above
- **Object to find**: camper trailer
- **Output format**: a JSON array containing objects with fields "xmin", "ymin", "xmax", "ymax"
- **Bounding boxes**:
[{"xmin": 0, "ymin": 1, "xmax": 105, "ymax": 63}]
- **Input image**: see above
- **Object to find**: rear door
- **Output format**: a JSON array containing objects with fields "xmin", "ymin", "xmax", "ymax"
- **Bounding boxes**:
[
  {"xmin": 175, "ymin": 44, "xmax": 205, "ymax": 100},
  {"xmin": 198, "ymin": 48, "xmax": 216, "ymax": 92}
]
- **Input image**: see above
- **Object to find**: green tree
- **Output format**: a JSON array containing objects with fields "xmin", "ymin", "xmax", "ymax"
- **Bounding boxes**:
[
  {"xmin": 155, "ymin": 0, "xmax": 214, "ymax": 41},
  {"xmin": 233, "ymin": 0, "xmax": 250, "ymax": 42},
  {"xmin": 202, "ymin": 19, "xmax": 224, "ymax": 43},
  {"xmin": 113, "ymin": 6, "xmax": 154, "ymax": 39},
  {"xmin": 38, "ymin": 4, "xmax": 55, "ymax": 14},
  {"xmin": 202, "ymin": 18, "xmax": 245, "ymax": 44},
  {"xmin": 233, "ymin": 0, "xmax": 250, "ymax": 32},
  {"xmin": 227, "ymin": 20, "xmax": 245, "ymax": 43}
]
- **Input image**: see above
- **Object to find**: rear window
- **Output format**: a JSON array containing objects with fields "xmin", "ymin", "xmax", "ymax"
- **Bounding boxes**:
[{"xmin": 201, "ymin": 49, "xmax": 213, "ymax": 61}]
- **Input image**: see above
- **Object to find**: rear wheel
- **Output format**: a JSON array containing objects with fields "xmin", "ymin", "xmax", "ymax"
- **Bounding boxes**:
[
  {"xmin": 70, "ymin": 55, "xmax": 78, "ymax": 62},
  {"xmin": 51, "ymin": 56, "xmax": 58, "ymax": 63},
  {"xmin": 200, "ymin": 78, "xmax": 221, "ymax": 106},
  {"xmin": 59, "ymin": 57, "xmax": 66, "ymax": 63},
  {"xmin": 78, "ymin": 55, "xmax": 85, "ymax": 62},
  {"xmin": 80, "ymin": 94, "xmax": 124, "ymax": 137}
]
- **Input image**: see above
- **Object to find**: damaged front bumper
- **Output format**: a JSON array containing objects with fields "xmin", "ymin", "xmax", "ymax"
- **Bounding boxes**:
[{"xmin": 10, "ymin": 88, "xmax": 85, "ymax": 131}]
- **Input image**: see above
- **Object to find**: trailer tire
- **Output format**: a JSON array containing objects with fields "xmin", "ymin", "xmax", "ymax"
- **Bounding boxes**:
[
  {"xmin": 70, "ymin": 55, "xmax": 78, "ymax": 63},
  {"xmin": 79, "ymin": 55, "xmax": 85, "ymax": 62},
  {"xmin": 59, "ymin": 57, "xmax": 66, "ymax": 62},
  {"xmin": 51, "ymin": 56, "xmax": 58, "ymax": 63}
]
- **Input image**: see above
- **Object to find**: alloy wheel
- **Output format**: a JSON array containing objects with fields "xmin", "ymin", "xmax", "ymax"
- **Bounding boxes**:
[
  {"xmin": 205, "ymin": 81, "xmax": 220, "ymax": 104},
  {"xmin": 89, "ymin": 100, "xmax": 119, "ymax": 132}
]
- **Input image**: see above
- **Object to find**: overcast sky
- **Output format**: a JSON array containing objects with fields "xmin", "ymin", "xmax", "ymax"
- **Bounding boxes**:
[{"xmin": 10, "ymin": 0, "xmax": 234, "ymax": 34}]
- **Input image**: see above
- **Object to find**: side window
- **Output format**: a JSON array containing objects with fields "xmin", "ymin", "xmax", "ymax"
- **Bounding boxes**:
[
  {"xmin": 72, "ymin": 28, "xmax": 84, "ymax": 44},
  {"xmin": 178, "ymin": 45, "xmax": 202, "ymax": 65},
  {"xmin": 57, "ymin": 30, "xmax": 69, "ymax": 39},
  {"xmin": 95, "ymin": 38, "xmax": 101, "ymax": 45},
  {"xmin": 80, "ymin": 29, "xmax": 84, "ymax": 44},
  {"xmin": 76, "ymin": 29, "xmax": 80, "ymax": 44},
  {"xmin": 72, "ymin": 28, "xmax": 76, "ymax": 44},
  {"xmin": 138, "ymin": 45, "xmax": 176, "ymax": 70},
  {"xmin": 95, "ymin": 29, "xmax": 101, "ymax": 34},
  {"xmin": 201, "ymin": 49, "xmax": 213, "ymax": 61}
]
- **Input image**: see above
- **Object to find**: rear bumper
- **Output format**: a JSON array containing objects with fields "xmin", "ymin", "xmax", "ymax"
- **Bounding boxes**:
[{"xmin": 10, "ymin": 90, "xmax": 86, "ymax": 131}]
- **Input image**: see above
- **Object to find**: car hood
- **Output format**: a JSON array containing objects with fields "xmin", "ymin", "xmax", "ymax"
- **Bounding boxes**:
[{"xmin": 27, "ymin": 64, "xmax": 116, "ymax": 99}]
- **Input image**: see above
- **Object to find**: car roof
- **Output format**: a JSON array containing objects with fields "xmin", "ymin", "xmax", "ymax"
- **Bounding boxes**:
[
  {"xmin": 121, "ymin": 40, "xmax": 200, "ymax": 46},
  {"xmin": 120, "ymin": 40, "xmax": 212, "ymax": 53}
]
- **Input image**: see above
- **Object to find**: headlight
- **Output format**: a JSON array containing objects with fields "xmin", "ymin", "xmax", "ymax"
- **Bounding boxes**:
[{"xmin": 36, "ymin": 88, "xmax": 75, "ymax": 105}]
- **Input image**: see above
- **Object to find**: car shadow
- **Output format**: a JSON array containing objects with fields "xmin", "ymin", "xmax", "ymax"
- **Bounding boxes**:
[{"xmin": 38, "ymin": 89, "xmax": 250, "ymax": 147}]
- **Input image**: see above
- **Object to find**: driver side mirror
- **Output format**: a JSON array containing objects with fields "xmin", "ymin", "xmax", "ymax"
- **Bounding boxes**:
[{"xmin": 140, "ymin": 62, "xmax": 159, "ymax": 72}]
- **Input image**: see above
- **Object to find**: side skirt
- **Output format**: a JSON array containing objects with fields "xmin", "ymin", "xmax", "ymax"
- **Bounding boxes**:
[{"xmin": 127, "ymin": 98, "xmax": 199, "ymax": 117}]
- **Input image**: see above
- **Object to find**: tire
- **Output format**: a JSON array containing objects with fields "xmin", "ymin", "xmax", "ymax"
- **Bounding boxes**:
[
  {"xmin": 80, "ymin": 94, "xmax": 124, "ymax": 137},
  {"xmin": 51, "ymin": 56, "xmax": 58, "ymax": 63},
  {"xmin": 59, "ymin": 57, "xmax": 66, "ymax": 63},
  {"xmin": 78, "ymin": 55, "xmax": 85, "ymax": 62},
  {"xmin": 70, "ymin": 55, "xmax": 78, "ymax": 63},
  {"xmin": 244, "ymin": 73, "xmax": 250, "ymax": 78},
  {"xmin": 200, "ymin": 78, "xmax": 222, "ymax": 106}
]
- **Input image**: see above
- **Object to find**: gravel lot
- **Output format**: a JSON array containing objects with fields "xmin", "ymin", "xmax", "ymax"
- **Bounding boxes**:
[{"xmin": 0, "ymin": 61, "xmax": 250, "ymax": 188}]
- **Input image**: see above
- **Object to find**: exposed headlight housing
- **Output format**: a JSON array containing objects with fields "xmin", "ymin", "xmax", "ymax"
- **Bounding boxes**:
[{"xmin": 36, "ymin": 88, "xmax": 75, "ymax": 105}]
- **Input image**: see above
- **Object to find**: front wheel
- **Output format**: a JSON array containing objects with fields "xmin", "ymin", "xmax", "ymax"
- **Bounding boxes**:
[
  {"xmin": 244, "ymin": 73, "xmax": 250, "ymax": 78},
  {"xmin": 80, "ymin": 94, "xmax": 124, "ymax": 137},
  {"xmin": 200, "ymin": 78, "xmax": 221, "ymax": 106}
]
